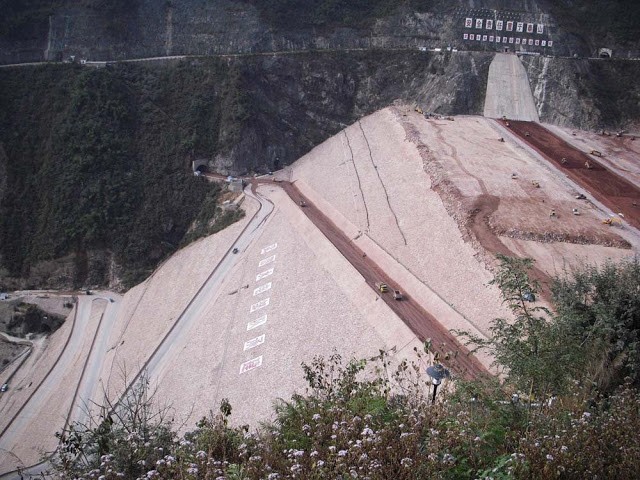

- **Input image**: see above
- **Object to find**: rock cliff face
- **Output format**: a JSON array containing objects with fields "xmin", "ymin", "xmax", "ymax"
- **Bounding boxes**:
[
  {"xmin": 215, "ymin": 50, "xmax": 491, "ymax": 173},
  {"xmin": 522, "ymin": 56, "xmax": 640, "ymax": 129},
  {"xmin": 2, "ymin": 0, "xmax": 638, "ymax": 64}
]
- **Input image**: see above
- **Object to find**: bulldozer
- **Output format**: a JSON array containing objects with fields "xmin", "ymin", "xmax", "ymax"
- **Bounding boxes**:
[
  {"xmin": 589, "ymin": 149, "xmax": 603, "ymax": 157},
  {"xmin": 375, "ymin": 282, "xmax": 388, "ymax": 293},
  {"xmin": 603, "ymin": 217, "xmax": 623, "ymax": 227}
]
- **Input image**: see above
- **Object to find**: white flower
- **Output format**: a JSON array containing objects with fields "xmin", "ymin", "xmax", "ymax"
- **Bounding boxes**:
[
  {"xmin": 474, "ymin": 436, "xmax": 481, "ymax": 441},
  {"xmin": 338, "ymin": 450, "xmax": 348, "ymax": 456},
  {"xmin": 293, "ymin": 450, "xmax": 304, "ymax": 457},
  {"xmin": 317, "ymin": 460, "xmax": 325, "ymax": 467},
  {"xmin": 582, "ymin": 412, "xmax": 591, "ymax": 418},
  {"xmin": 146, "ymin": 471, "xmax": 159, "ymax": 478},
  {"xmin": 328, "ymin": 446, "xmax": 336, "ymax": 453},
  {"xmin": 443, "ymin": 453, "xmax": 455, "ymax": 464},
  {"xmin": 546, "ymin": 454, "xmax": 554, "ymax": 461},
  {"xmin": 361, "ymin": 427, "xmax": 374, "ymax": 436},
  {"xmin": 310, "ymin": 451, "xmax": 318, "ymax": 457},
  {"xmin": 196, "ymin": 450, "xmax": 207, "ymax": 459},
  {"xmin": 312, "ymin": 413, "xmax": 321, "ymax": 421},
  {"xmin": 401, "ymin": 458, "xmax": 413, "ymax": 467},
  {"xmin": 561, "ymin": 445, "xmax": 568, "ymax": 453},
  {"xmin": 268, "ymin": 474, "xmax": 280, "ymax": 480},
  {"xmin": 187, "ymin": 467, "xmax": 198, "ymax": 474}
]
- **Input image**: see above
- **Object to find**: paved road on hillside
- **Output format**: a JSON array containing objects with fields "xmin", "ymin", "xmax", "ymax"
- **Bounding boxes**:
[
  {"xmin": 116, "ymin": 184, "xmax": 274, "ymax": 404},
  {"xmin": 280, "ymin": 182, "xmax": 488, "ymax": 380},
  {"xmin": 484, "ymin": 53, "xmax": 539, "ymax": 122},
  {"xmin": 0, "ymin": 294, "xmax": 119, "ymax": 478},
  {"xmin": 0, "ymin": 185, "xmax": 273, "ymax": 479}
]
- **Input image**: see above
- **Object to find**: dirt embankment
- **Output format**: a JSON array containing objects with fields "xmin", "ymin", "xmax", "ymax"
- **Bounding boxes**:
[
  {"xmin": 392, "ymin": 109, "xmax": 556, "ymax": 297},
  {"xmin": 280, "ymin": 181, "xmax": 488, "ymax": 380},
  {"xmin": 507, "ymin": 120, "xmax": 640, "ymax": 230}
]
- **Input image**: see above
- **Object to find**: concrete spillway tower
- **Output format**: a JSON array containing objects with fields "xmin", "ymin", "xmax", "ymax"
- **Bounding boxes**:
[{"xmin": 483, "ymin": 53, "xmax": 539, "ymax": 122}]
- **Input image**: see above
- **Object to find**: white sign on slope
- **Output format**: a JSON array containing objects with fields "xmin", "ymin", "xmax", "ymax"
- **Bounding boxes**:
[
  {"xmin": 244, "ymin": 334, "xmax": 266, "ymax": 351},
  {"xmin": 259, "ymin": 255, "xmax": 276, "ymax": 267},
  {"xmin": 250, "ymin": 297, "xmax": 270, "ymax": 313},
  {"xmin": 256, "ymin": 267, "xmax": 274, "ymax": 282},
  {"xmin": 261, "ymin": 243, "xmax": 278, "ymax": 255},
  {"xmin": 239, "ymin": 356, "xmax": 263, "ymax": 374},
  {"xmin": 247, "ymin": 315, "xmax": 267, "ymax": 331},
  {"xmin": 253, "ymin": 282, "xmax": 272, "ymax": 296}
]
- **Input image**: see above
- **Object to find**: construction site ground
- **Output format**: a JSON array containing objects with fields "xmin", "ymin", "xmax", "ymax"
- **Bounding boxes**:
[
  {"xmin": 545, "ymin": 125, "xmax": 640, "ymax": 189},
  {"xmin": 506, "ymin": 120, "xmax": 640, "ymax": 231},
  {"xmin": 2, "ymin": 107, "xmax": 639, "ymax": 473}
]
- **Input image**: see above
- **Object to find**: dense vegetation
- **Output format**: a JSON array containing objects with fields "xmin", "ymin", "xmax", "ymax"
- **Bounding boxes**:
[
  {"xmin": 48, "ymin": 257, "xmax": 640, "ymax": 479},
  {"xmin": 551, "ymin": 0, "xmax": 640, "ymax": 46},
  {"xmin": 0, "ymin": 61, "xmax": 246, "ymax": 289},
  {"xmin": 4, "ymin": 302, "xmax": 65, "ymax": 337},
  {"xmin": 244, "ymin": 0, "xmax": 422, "ymax": 30}
]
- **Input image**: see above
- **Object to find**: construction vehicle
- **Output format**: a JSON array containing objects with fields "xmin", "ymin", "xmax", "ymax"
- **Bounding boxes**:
[
  {"xmin": 511, "ymin": 173, "xmax": 518, "ymax": 180},
  {"xmin": 589, "ymin": 149, "xmax": 603, "ymax": 157},
  {"xmin": 375, "ymin": 282, "xmax": 388, "ymax": 293},
  {"xmin": 393, "ymin": 290, "xmax": 403, "ymax": 300},
  {"xmin": 573, "ymin": 208, "xmax": 580, "ymax": 215},
  {"xmin": 499, "ymin": 137, "xmax": 505, "ymax": 142},
  {"xmin": 415, "ymin": 107, "xmax": 423, "ymax": 114},
  {"xmin": 531, "ymin": 180, "xmax": 540, "ymax": 188},
  {"xmin": 549, "ymin": 209, "xmax": 557, "ymax": 218},
  {"xmin": 576, "ymin": 193, "xmax": 587, "ymax": 200},
  {"xmin": 525, "ymin": 132, "xmax": 531, "ymax": 137},
  {"xmin": 603, "ymin": 217, "xmax": 623, "ymax": 226},
  {"xmin": 299, "ymin": 200, "xmax": 307, "ymax": 207},
  {"xmin": 585, "ymin": 160, "xmax": 593, "ymax": 169},
  {"xmin": 560, "ymin": 157, "xmax": 567, "ymax": 165}
]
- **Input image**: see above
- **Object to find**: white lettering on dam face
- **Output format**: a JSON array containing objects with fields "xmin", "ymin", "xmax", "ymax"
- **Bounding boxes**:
[
  {"xmin": 244, "ymin": 334, "xmax": 266, "ymax": 351},
  {"xmin": 259, "ymin": 255, "xmax": 276, "ymax": 267},
  {"xmin": 261, "ymin": 243, "xmax": 278, "ymax": 255},
  {"xmin": 239, "ymin": 356, "xmax": 263, "ymax": 374},
  {"xmin": 247, "ymin": 315, "xmax": 267, "ymax": 331},
  {"xmin": 250, "ymin": 298, "xmax": 270, "ymax": 313},
  {"xmin": 253, "ymin": 282, "xmax": 272, "ymax": 296},
  {"xmin": 256, "ymin": 267, "xmax": 274, "ymax": 281}
]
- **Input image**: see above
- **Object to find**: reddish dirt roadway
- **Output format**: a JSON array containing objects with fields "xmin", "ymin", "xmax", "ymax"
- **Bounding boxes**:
[
  {"xmin": 506, "ymin": 120, "xmax": 640, "ymax": 229},
  {"xmin": 267, "ymin": 181, "xmax": 489, "ymax": 381}
]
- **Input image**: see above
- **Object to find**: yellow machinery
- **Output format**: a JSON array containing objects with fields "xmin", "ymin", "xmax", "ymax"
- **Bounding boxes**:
[
  {"xmin": 531, "ymin": 180, "xmax": 540, "ymax": 188},
  {"xmin": 590, "ymin": 149, "xmax": 603, "ymax": 157},
  {"xmin": 375, "ymin": 282, "xmax": 388, "ymax": 293},
  {"xmin": 603, "ymin": 217, "xmax": 623, "ymax": 226}
]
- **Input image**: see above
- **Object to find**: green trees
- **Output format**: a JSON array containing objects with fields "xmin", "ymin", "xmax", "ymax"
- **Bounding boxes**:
[
  {"xmin": 0, "ymin": 63, "xmax": 242, "ymax": 289},
  {"xmin": 456, "ymin": 254, "xmax": 578, "ymax": 398}
]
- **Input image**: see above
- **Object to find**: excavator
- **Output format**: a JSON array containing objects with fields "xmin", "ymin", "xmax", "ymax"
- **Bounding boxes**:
[{"xmin": 603, "ymin": 217, "xmax": 623, "ymax": 227}]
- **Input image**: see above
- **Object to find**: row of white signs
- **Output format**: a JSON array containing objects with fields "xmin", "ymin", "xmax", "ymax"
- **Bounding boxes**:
[
  {"xmin": 463, "ymin": 33, "xmax": 553, "ymax": 47},
  {"xmin": 465, "ymin": 18, "xmax": 544, "ymax": 34}
]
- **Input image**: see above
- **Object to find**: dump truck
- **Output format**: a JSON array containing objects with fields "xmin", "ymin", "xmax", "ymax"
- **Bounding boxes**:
[{"xmin": 375, "ymin": 282, "xmax": 388, "ymax": 293}]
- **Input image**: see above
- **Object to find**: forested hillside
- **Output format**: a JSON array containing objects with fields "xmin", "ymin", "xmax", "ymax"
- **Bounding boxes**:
[{"xmin": 0, "ymin": 61, "xmax": 243, "ymax": 290}]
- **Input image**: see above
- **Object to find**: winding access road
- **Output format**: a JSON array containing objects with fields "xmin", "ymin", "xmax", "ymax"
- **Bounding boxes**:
[{"xmin": 0, "ymin": 185, "xmax": 273, "ymax": 479}]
